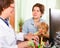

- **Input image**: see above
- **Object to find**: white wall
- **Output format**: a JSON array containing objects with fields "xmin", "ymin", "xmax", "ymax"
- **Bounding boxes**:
[
  {"xmin": 15, "ymin": 0, "xmax": 60, "ymax": 32},
  {"xmin": 15, "ymin": 0, "xmax": 21, "ymax": 32}
]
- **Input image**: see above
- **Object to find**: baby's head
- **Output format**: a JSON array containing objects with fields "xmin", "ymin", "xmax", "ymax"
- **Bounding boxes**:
[{"xmin": 37, "ymin": 22, "xmax": 48, "ymax": 33}]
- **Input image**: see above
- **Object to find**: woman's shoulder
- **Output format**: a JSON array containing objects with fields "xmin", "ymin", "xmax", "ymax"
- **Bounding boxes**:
[{"xmin": 24, "ymin": 18, "xmax": 33, "ymax": 24}]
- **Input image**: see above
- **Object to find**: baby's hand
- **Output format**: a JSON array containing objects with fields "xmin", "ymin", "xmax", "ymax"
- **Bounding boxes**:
[{"xmin": 38, "ymin": 31, "xmax": 45, "ymax": 36}]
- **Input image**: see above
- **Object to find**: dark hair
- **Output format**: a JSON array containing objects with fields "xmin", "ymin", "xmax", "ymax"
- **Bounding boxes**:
[
  {"xmin": 32, "ymin": 3, "xmax": 45, "ymax": 14},
  {"xmin": 0, "ymin": 0, "xmax": 14, "ymax": 15}
]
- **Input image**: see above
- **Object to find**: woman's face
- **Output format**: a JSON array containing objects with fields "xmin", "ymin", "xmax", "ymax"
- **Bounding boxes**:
[{"xmin": 32, "ymin": 7, "xmax": 42, "ymax": 19}]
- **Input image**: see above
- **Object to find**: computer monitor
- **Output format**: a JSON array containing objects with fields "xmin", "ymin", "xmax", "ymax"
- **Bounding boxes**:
[
  {"xmin": 49, "ymin": 8, "xmax": 60, "ymax": 46},
  {"xmin": 49, "ymin": 8, "xmax": 60, "ymax": 38}
]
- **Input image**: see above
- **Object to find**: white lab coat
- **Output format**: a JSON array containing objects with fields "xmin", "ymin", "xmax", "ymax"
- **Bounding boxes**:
[{"xmin": 0, "ymin": 19, "xmax": 24, "ymax": 48}]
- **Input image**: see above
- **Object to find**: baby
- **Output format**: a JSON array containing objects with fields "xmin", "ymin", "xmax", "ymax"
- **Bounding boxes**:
[
  {"xmin": 34, "ymin": 22, "xmax": 49, "ymax": 47},
  {"xmin": 35, "ymin": 22, "xmax": 49, "ymax": 38}
]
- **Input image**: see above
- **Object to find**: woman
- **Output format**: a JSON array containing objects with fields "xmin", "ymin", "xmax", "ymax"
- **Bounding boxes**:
[
  {"xmin": 22, "ymin": 3, "xmax": 45, "ymax": 34},
  {"xmin": 0, "ymin": 0, "xmax": 39, "ymax": 48}
]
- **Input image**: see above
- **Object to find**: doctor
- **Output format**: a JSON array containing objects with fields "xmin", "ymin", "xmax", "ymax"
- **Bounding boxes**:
[{"xmin": 0, "ymin": 0, "xmax": 39, "ymax": 48}]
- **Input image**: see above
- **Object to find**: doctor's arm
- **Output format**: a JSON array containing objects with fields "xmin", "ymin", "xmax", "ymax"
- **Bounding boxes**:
[
  {"xmin": 16, "ymin": 32, "xmax": 39, "ymax": 42},
  {"xmin": 0, "ymin": 34, "xmax": 30, "ymax": 48},
  {"xmin": 16, "ymin": 32, "xmax": 34, "ymax": 41},
  {"xmin": 0, "ymin": 33, "xmax": 18, "ymax": 48}
]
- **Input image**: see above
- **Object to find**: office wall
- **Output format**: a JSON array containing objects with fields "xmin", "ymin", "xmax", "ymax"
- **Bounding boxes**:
[{"xmin": 15, "ymin": 0, "xmax": 60, "ymax": 32}]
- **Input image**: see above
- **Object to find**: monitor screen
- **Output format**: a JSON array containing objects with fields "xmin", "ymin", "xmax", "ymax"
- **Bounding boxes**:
[
  {"xmin": 49, "ymin": 8, "xmax": 60, "ymax": 38},
  {"xmin": 49, "ymin": 8, "xmax": 60, "ymax": 45}
]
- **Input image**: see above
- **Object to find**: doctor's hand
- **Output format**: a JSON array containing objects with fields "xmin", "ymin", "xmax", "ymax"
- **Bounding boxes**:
[
  {"xmin": 24, "ymin": 32, "xmax": 34, "ymax": 40},
  {"xmin": 24, "ymin": 32, "xmax": 39, "ymax": 41},
  {"xmin": 17, "ymin": 41, "xmax": 30, "ymax": 48}
]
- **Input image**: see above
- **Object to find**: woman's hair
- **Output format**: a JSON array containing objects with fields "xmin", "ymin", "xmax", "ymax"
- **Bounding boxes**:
[
  {"xmin": 32, "ymin": 3, "xmax": 45, "ymax": 14},
  {"xmin": 0, "ymin": 0, "xmax": 14, "ymax": 15}
]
